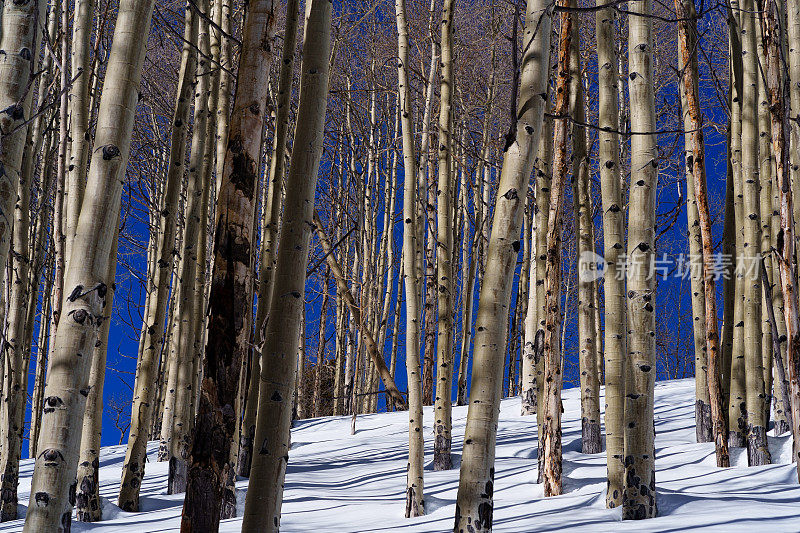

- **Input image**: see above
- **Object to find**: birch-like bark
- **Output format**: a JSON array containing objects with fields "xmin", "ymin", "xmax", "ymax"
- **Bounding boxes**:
[
  {"xmin": 454, "ymin": 0, "xmax": 552, "ymax": 527},
  {"xmin": 24, "ymin": 0, "xmax": 155, "ymax": 529},
  {"xmin": 180, "ymin": 1, "xmax": 279, "ymax": 529},
  {"xmin": 568, "ymin": 11, "xmax": 600, "ymax": 454},
  {"xmin": 75, "ymin": 224, "xmax": 119, "ymax": 523},
  {"xmin": 740, "ymin": 0, "xmax": 770, "ymax": 465},
  {"xmin": 678, "ymin": 27, "xmax": 712, "ymax": 443},
  {"xmin": 623, "ymin": 0, "xmax": 658, "ymax": 516},
  {"xmin": 118, "ymin": 0, "xmax": 197, "ymax": 510},
  {"xmin": 395, "ymin": 0, "xmax": 425, "ymax": 517},
  {"xmin": 762, "ymin": 0, "xmax": 800, "ymax": 480},
  {"xmin": 238, "ymin": 0, "xmax": 300, "ymax": 479},
  {"xmin": 239, "ymin": 2, "xmax": 330, "ymax": 529},
  {"xmin": 596, "ymin": 0, "xmax": 626, "ymax": 506},
  {"xmin": 432, "ymin": 0, "xmax": 455, "ymax": 472},
  {"xmin": 675, "ymin": 0, "xmax": 730, "ymax": 467}
]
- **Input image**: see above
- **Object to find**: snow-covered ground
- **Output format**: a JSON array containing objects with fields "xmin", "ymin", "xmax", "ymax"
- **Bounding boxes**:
[{"xmin": 3, "ymin": 379, "xmax": 799, "ymax": 532}]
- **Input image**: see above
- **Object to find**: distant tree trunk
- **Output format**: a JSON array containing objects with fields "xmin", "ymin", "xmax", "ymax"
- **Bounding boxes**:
[
  {"xmin": 454, "ymin": 0, "xmax": 552, "ymax": 528},
  {"xmin": 118, "ymin": 0, "xmax": 197, "ymax": 510},
  {"xmin": 675, "ymin": 0, "xmax": 730, "ymax": 467},
  {"xmin": 23, "ymin": 0, "xmax": 155, "ymax": 529},
  {"xmin": 596, "ymin": 0, "xmax": 626, "ymax": 507},
  {"xmin": 432, "ymin": 0, "xmax": 455, "ymax": 472},
  {"xmin": 762, "ymin": 0, "xmax": 800, "ymax": 480},
  {"xmin": 623, "ymin": 0, "xmax": 659, "ymax": 517},
  {"xmin": 238, "ymin": 2, "xmax": 331, "ymax": 530},
  {"xmin": 569, "ymin": 10, "xmax": 600, "ymax": 455},
  {"xmin": 167, "ymin": 3, "xmax": 211, "ymax": 494},
  {"xmin": 727, "ymin": 0, "xmax": 748, "ymax": 450},
  {"xmin": 678, "ymin": 32, "xmax": 712, "ymax": 443},
  {"xmin": 395, "ymin": 0, "xmax": 425, "ymax": 518},
  {"xmin": 180, "ymin": 1, "xmax": 279, "ymax": 530}
]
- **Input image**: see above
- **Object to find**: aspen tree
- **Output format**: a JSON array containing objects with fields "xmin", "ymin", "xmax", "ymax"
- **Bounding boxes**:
[
  {"xmin": 24, "ymin": 0, "xmax": 155, "ymax": 529},
  {"xmin": 64, "ymin": 0, "xmax": 95, "ymax": 267},
  {"xmin": 454, "ymin": 0, "xmax": 552, "ymax": 527},
  {"xmin": 623, "ymin": 0, "xmax": 659, "ymax": 516},
  {"xmin": 569, "ymin": 10, "xmax": 601, "ymax": 455},
  {"xmin": 679, "ymin": 47, "xmax": 712, "ymax": 444},
  {"xmin": 740, "ymin": 0, "xmax": 770, "ymax": 465},
  {"xmin": 0, "ymin": 0, "xmax": 46, "ymax": 515},
  {"xmin": 239, "ymin": 1, "xmax": 331, "ymax": 529},
  {"xmin": 675, "ymin": 0, "xmax": 730, "ymax": 467},
  {"xmin": 75, "ymin": 226, "xmax": 119, "ymax": 523},
  {"xmin": 118, "ymin": 0, "xmax": 198, "ymax": 510},
  {"xmin": 238, "ymin": 0, "xmax": 300, "ymax": 479},
  {"xmin": 180, "ymin": 1, "xmax": 279, "ymax": 528},
  {"xmin": 541, "ymin": 2, "xmax": 572, "ymax": 498},
  {"xmin": 166, "ymin": 3, "xmax": 211, "ymax": 493},
  {"xmin": 596, "ymin": 0, "xmax": 627, "ymax": 506},
  {"xmin": 433, "ymin": 0, "xmax": 455, "ymax": 472},
  {"xmin": 762, "ymin": 0, "xmax": 800, "ymax": 480},
  {"xmin": 395, "ymin": 0, "xmax": 426, "ymax": 517}
]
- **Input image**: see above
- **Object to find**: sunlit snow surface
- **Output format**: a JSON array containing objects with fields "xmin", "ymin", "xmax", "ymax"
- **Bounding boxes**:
[{"xmin": 2, "ymin": 379, "xmax": 799, "ymax": 532}]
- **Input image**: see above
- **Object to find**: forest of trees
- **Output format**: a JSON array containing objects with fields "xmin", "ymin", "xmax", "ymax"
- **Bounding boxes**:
[{"xmin": 0, "ymin": 0, "xmax": 796, "ymax": 530}]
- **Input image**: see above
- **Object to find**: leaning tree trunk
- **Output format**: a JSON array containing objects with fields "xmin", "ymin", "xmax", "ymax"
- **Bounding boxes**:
[
  {"xmin": 239, "ymin": 2, "xmax": 331, "ymax": 530},
  {"xmin": 623, "ymin": 0, "xmax": 658, "ymax": 517},
  {"xmin": 453, "ymin": 0, "xmax": 552, "ymax": 528},
  {"xmin": 596, "ymin": 0, "xmax": 627, "ymax": 507},
  {"xmin": 740, "ymin": 0, "xmax": 770, "ymax": 466},
  {"xmin": 24, "ymin": 0, "xmax": 155, "ymax": 530},
  {"xmin": 75, "ymin": 225, "xmax": 119, "ymax": 523},
  {"xmin": 179, "ymin": 1, "xmax": 279, "ymax": 530},
  {"xmin": 675, "ymin": 0, "xmax": 730, "ymax": 467},
  {"xmin": 541, "ymin": 3, "xmax": 572, "ymax": 498},
  {"xmin": 118, "ymin": 0, "xmax": 197, "ymax": 510},
  {"xmin": 432, "ymin": 0, "xmax": 455, "ymax": 472},
  {"xmin": 568, "ymin": 10, "xmax": 601, "ymax": 455},
  {"xmin": 237, "ymin": 0, "xmax": 300, "ymax": 480},
  {"xmin": 395, "ymin": 0, "xmax": 426, "ymax": 518}
]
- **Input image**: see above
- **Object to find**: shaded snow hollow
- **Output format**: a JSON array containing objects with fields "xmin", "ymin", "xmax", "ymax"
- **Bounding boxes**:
[{"xmin": 1, "ymin": 379, "xmax": 799, "ymax": 532}]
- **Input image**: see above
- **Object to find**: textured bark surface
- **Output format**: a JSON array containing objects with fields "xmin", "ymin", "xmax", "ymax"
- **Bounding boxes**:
[
  {"xmin": 675, "ymin": 0, "xmax": 730, "ymax": 467},
  {"xmin": 238, "ymin": 2, "xmax": 330, "ymax": 530},
  {"xmin": 433, "ymin": 0, "xmax": 455, "ymax": 473},
  {"xmin": 623, "ymin": 0, "xmax": 658, "ymax": 517},
  {"xmin": 395, "ymin": 0, "xmax": 426, "ymax": 518},
  {"xmin": 118, "ymin": 0, "xmax": 197, "ymax": 510},
  {"xmin": 24, "ymin": 1, "xmax": 155, "ymax": 530},
  {"xmin": 595, "ymin": 0, "xmax": 626, "ymax": 506},
  {"xmin": 0, "ymin": 0, "xmax": 45, "ymax": 521},
  {"xmin": 568, "ymin": 8, "xmax": 601, "ymax": 456},
  {"xmin": 740, "ymin": 0, "xmax": 770, "ymax": 466},
  {"xmin": 453, "ymin": 0, "xmax": 551, "ymax": 528},
  {"xmin": 238, "ymin": 0, "xmax": 299, "ymax": 480},
  {"xmin": 76, "ymin": 229, "xmax": 119, "ymax": 523},
  {"xmin": 180, "ymin": 1, "xmax": 278, "ymax": 531},
  {"xmin": 541, "ymin": 4, "xmax": 571, "ymax": 498},
  {"xmin": 762, "ymin": 0, "xmax": 800, "ymax": 481}
]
